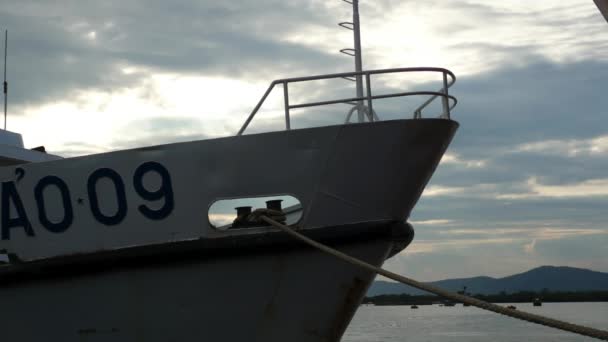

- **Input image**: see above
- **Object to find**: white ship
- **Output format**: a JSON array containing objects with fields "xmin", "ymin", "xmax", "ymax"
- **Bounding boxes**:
[{"xmin": 0, "ymin": 2, "xmax": 458, "ymax": 341}]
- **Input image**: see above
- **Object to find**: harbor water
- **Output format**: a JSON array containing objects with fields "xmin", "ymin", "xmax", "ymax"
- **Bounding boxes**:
[{"xmin": 343, "ymin": 302, "xmax": 608, "ymax": 341}]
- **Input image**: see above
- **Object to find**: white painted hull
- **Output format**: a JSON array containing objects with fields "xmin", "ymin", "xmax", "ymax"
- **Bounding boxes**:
[{"xmin": 0, "ymin": 119, "xmax": 457, "ymax": 261}]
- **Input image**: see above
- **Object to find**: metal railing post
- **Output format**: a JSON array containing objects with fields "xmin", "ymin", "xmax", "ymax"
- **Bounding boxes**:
[
  {"xmin": 237, "ymin": 83, "xmax": 276, "ymax": 136},
  {"xmin": 283, "ymin": 81, "xmax": 291, "ymax": 130},
  {"xmin": 365, "ymin": 73, "xmax": 373, "ymax": 121},
  {"xmin": 442, "ymin": 72, "xmax": 450, "ymax": 119}
]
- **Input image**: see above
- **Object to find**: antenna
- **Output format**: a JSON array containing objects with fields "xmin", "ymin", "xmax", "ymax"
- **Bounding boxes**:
[
  {"xmin": 339, "ymin": 0, "xmax": 377, "ymax": 123},
  {"xmin": 3, "ymin": 30, "xmax": 7, "ymax": 130}
]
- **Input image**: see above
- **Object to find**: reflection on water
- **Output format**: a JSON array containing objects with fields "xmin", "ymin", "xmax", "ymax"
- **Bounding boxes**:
[{"xmin": 344, "ymin": 302, "xmax": 608, "ymax": 342}]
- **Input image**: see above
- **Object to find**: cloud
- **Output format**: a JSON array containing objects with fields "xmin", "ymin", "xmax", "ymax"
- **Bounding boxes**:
[
  {"xmin": 405, "ymin": 237, "xmax": 521, "ymax": 255},
  {"xmin": 1, "ymin": 0, "xmax": 344, "ymax": 110},
  {"xmin": 422, "ymin": 185, "xmax": 466, "ymax": 197},
  {"xmin": 534, "ymin": 228, "xmax": 607, "ymax": 239},
  {"xmin": 514, "ymin": 135, "xmax": 608, "ymax": 157},
  {"xmin": 440, "ymin": 153, "xmax": 487, "ymax": 168},
  {"xmin": 439, "ymin": 228, "xmax": 530, "ymax": 236},
  {"xmin": 403, "ymin": 226, "xmax": 607, "ymax": 257},
  {"xmin": 362, "ymin": 0, "xmax": 608, "ymax": 76},
  {"xmin": 110, "ymin": 116, "xmax": 211, "ymax": 151},
  {"xmin": 409, "ymin": 219, "xmax": 454, "ymax": 226},
  {"xmin": 499, "ymin": 177, "xmax": 608, "ymax": 199}
]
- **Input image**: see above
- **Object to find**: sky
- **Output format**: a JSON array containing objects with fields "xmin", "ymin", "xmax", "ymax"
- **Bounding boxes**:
[{"xmin": 1, "ymin": 0, "xmax": 608, "ymax": 281}]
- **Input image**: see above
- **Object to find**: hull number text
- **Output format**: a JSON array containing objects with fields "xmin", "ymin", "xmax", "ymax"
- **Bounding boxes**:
[{"xmin": 1, "ymin": 161, "xmax": 174, "ymax": 240}]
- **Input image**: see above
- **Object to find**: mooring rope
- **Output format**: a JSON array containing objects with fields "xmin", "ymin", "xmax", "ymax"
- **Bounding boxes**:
[{"xmin": 260, "ymin": 216, "xmax": 608, "ymax": 341}]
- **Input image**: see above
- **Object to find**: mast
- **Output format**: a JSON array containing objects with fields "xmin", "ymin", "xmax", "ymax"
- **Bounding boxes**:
[
  {"xmin": 340, "ymin": 0, "xmax": 365, "ymax": 122},
  {"xmin": 352, "ymin": 0, "xmax": 364, "ymax": 122},
  {"xmin": 3, "ymin": 30, "xmax": 7, "ymax": 130}
]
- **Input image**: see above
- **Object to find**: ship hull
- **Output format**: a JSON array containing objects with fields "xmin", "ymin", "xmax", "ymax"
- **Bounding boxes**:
[
  {"xmin": 1, "ymin": 222, "xmax": 411, "ymax": 342},
  {"xmin": 0, "ymin": 118, "xmax": 458, "ymax": 341}
]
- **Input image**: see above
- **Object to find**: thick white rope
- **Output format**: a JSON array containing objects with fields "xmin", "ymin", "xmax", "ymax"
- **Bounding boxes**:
[{"xmin": 260, "ymin": 216, "xmax": 608, "ymax": 341}]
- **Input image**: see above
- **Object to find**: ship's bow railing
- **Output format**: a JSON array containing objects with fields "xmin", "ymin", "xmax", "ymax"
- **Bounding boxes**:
[{"xmin": 237, "ymin": 67, "xmax": 457, "ymax": 135}]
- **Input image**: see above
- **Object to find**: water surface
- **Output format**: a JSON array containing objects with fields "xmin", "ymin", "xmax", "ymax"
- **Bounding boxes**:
[{"xmin": 343, "ymin": 302, "xmax": 608, "ymax": 341}]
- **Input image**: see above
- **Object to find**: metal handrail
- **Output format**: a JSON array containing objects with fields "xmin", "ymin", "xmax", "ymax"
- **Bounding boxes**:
[
  {"xmin": 413, "ymin": 71, "xmax": 456, "ymax": 119},
  {"xmin": 237, "ymin": 67, "xmax": 457, "ymax": 136}
]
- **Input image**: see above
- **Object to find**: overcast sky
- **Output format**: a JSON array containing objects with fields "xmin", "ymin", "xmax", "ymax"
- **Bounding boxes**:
[{"xmin": 1, "ymin": 0, "xmax": 608, "ymax": 281}]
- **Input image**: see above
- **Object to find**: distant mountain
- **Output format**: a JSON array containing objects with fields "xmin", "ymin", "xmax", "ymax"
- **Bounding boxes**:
[{"xmin": 367, "ymin": 266, "xmax": 608, "ymax": 296}]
